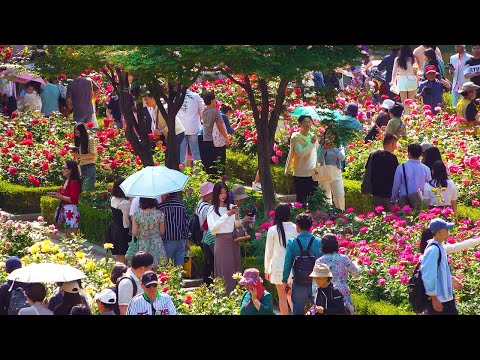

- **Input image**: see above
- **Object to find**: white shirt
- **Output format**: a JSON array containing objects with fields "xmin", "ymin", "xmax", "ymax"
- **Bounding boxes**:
[
  {"xmin": 207, "ymin": 204, "xmax": 235, "ymax": 235},
  {"xmin": 176, "ymin": 90, "xmax": 205, "ymax": 135},
  {"xmin": 264, "ymin": 222, "xmax": 298, "ymax": 278},
  {"xmin": 129, "ymin": 196, "xmax": 163, "ymax": 217},
  {"xmin": 149, "ymin": 105, "xmax": 185, "ymax": 135},
  {"xmin": 111, "ymin": 197, "xmax": 131, "ymax": 228},
  {"xmin": 117, "ymin": 269, "xmax": 143, "ymax": 306},
  {"xmin": 126, "ymin": 292, "xmax": 177, "ymax": 315},
  {"xmin": 423, "ymin": 180, "xmax": 458, "ymax": 207}
]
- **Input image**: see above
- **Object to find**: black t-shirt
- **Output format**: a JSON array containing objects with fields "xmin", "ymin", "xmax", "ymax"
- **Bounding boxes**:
[
  {"xmin": 368, "ymin": 150, "xmax": 399, "ymax": 198},
  {"xmin": 465, "ymin": 57, "xmax": 480, "ymax": 98},
  {"xmin": 107, "ymin": 94, "xmax": 122, "ymax": 122},
  {"xmin": 466, "ymin": 101, "xmax": 478, "ymax": 121}
]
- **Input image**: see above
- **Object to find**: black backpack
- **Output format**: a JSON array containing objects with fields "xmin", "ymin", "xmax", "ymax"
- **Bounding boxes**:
[
  {"xmin": 292, "ymin": 236, "xmax": 317, "ymax": 284},
  {"xmin": 407, "ymin": 243, "xmax": 441, "ymax": 314},
  {"xmin": 8, "ymin": 286, "xmax": 29, "ymax": 315},
  {"xmin": 111, "ymin": 275, "xmax": 138, "ymax": 315},
  {"xmin": 189, "ymin": 203, "xmax": 209, "ymax": 246}
]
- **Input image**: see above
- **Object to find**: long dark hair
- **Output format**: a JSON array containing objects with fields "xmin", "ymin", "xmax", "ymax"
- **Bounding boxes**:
[
  {"xmin": 25, "ymin": 80, "xmax": 43, "ymax": 94},
  {"xmin": 424, "ymin": 48, "xmax": 439, "ymax": 69},
  {"xmin": 53, "ymin": 292, "xmax": 84, "ymax": 315},
  {"xmin": 212, "ymin": 182, "xmax": 230, "ymax": 216},
  {"xmin": 65, "ymin": 160, "xmax": 82, "ymax": 192},
  {"xmin": 423, "ymin": 146, "xmax": 443, "ymax": 170},
  {"xmin": 429, "ymin": 160, "xmax": 449, "ymax": 188},
  {"xmin": 111, "ymin": 177, "xmax": 126, "ymax": 198},
  {"xmin": 274, "ymin": 203, "xmax": 291, "ymax": 248},
  {"xmin": 74, "ymin": 123, "xmax": 89, "ymax": 154},
  {"xmin": 420, "ymin": 228, "xmax": 434, "ymax": 254},
  {"xmin": 398, "ymin": 45, "xmax": 414, "ymax": 70}
]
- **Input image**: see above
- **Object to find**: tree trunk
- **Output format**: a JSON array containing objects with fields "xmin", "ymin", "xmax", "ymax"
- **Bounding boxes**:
[
  {"xmin": 165, "ymin": 112, "xmax": 178, "ymax": 170},
  {"xmin": 257, "ymin": 122, "xmax": 276, "ymax": 214},
  {"xmin": 116, "ymin": 69, "xmax": 154, "ymax": 167}
]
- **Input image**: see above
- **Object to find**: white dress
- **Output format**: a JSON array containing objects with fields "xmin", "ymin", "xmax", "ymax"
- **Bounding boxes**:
[{"xmin": 264, "ymin": 222, "xmax": 298, "ymax": 284}]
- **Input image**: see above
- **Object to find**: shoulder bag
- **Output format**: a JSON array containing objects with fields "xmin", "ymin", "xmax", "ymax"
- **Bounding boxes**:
[{"xmin": 398, "ymin": 164, "xmax": 423, "ymax": 209}]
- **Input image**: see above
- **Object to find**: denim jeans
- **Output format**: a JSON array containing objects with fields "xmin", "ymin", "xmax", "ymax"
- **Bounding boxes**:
[
  {"xmin": 180, "ymin": 134, "xmax": 201, "ymax": 166},
  {"xmin": 163, "ymin": 239, "xmax": 185, "ymax": 266},
  {"xmin": 80, "ymin": 164, "xmax": 96, "ymax": 190},
  {"xmin": 291, "ymin": 280, "xmax": 313, "ymax": 315},
  {"xmin": 73, "ymin": 113, "xmax": 94, "ymax": 125}
]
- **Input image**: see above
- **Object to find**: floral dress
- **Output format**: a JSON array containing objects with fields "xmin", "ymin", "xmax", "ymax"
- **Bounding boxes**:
[
  {"xmin": 133, "ymin": 209, "xmax": 166, "ymax": 268},
  {"xmin": 316, "ymin": 253, "xmax": 360, "ymax": 314}
]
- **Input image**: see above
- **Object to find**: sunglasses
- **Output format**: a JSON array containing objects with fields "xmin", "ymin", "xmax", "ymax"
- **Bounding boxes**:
[{"xmin": 145, "ymin": 283, "xmax": 158, "ymax": 289}]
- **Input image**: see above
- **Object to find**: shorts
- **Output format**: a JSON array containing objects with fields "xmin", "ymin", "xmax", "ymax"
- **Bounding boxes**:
[{"xmin": 397, "ymin": 75, "xmax": 418, "ymax": 92}]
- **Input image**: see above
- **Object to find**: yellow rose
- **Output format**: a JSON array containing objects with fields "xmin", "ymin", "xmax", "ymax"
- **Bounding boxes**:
[
  {"xmin": 52, "ymin": 245, "xmax": 60, "ymax": 253},
  {"xmin": 75, "ymin": 251, "xmax": 85, "ymax": 259},
  {"xmin": 85, "ymin": 260, "xmax": 95, "ymax": 271},
  {"xmin": 57, "ymin": 252, "xmax": 65, "ymax": 259},
  {"xmin": 30, "ymin": 246, "xmax": 39, "ymax": 254},
  {"xmin": 103, "ymin": 243, "xmax": 114, "ymax": 250}
]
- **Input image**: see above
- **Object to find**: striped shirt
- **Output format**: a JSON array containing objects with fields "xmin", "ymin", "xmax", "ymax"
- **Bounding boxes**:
[
  {"xmin": 126, "ymin": 292, "xmax": 177, "ymax": 315},
  {"xmin": 157, "ymin": 199, "xmax": 190, "ymax": 241}
]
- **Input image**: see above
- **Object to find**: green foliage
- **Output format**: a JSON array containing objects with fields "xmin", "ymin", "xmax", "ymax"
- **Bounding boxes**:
[
  {"xmin": 343, "ymin": 179, "xmax": 374, "ymax": 214},
  {"xmin": 0, "ymin": 180, "xmax": 58, "ymax": 213},
  {"xmin": 190, "ymin": 244, "xmax": 204, "ymax": 278},
  {"xmin": 351, "ymin": 292, "xmax": 415, "ymax": 315},
  {"xmin": 226, "ymin": 149, "xmax": 293, "ymax": 194}
]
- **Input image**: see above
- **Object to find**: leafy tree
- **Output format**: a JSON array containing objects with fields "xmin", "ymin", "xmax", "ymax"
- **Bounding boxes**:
[
  {"xmin": 35, "ymin": 45, "xmax": 218, "ymax": 169},
  {"xmin": 210, "ymin": 45, "xmax": 361, "ymax": 213}
]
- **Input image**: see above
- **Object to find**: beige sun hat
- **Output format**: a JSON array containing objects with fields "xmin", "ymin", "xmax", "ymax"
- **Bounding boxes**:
[
  {"xmin": 309, "ymin": 263, "xmax": 333, "ymax": 278},
  {"xmin": 459, "ymin": 81, "xmax": 480, "ymax": 94}
]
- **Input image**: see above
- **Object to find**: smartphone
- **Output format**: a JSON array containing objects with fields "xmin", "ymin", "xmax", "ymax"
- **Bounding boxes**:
[{"xmin": 69, "ymin": 146, "xmax": 79, "ymax": 153}]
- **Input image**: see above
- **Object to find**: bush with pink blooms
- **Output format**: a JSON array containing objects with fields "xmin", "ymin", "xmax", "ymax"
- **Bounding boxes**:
[{"xmin": 0, "ymin": 113, "xmax": 165, "ymax": 188}]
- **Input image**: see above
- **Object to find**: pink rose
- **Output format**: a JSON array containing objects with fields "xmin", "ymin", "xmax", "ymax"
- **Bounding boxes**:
[{"xmin": 378, "ymin": 278, "xmax": 386, "ymax": 286}]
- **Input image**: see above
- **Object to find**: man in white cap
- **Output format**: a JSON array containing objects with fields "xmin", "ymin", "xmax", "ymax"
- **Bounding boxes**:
[
  {"xmin": 449, "ymin": 45, "xmax": 472, "ymax": 107},
  {"xmin": 95, "ymin": 289, "xmax": 117, "ymax": 315},
  {"xmin": 365, "ymin": 99, "xmax": 395, "ymax": 142}
]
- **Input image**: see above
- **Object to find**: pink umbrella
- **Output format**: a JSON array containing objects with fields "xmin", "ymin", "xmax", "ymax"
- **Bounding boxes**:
[{"xmin": 0, "ymin": 70, "xmax": 46, "ymax": 86}]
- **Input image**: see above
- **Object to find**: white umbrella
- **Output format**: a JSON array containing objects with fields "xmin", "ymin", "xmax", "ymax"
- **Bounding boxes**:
[
  {"xmin": 120, "ymin": 166, "xmax": 189, "ymax": 199},
  {"xmin": 7, "ymin": 263, "xmax": 86, "ymax": 283}
]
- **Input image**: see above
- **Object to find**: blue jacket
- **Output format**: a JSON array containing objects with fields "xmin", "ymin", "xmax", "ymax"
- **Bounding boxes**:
[
  {"xmin": 420, "ymin": 239, "xmax": 453, "ymax": 303},
  {"xmin": 282, "ymin": 232, "xmax": 322, "ymax": 283}
]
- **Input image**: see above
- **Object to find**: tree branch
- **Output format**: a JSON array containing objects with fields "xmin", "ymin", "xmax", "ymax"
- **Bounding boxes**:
[
  {"xmin": 244, "ymin": 75, "xmax": 260, "ymax": 122},
  {"xmin": 268, "ymin": 78, "xmax": 289, "ymax": 135}
]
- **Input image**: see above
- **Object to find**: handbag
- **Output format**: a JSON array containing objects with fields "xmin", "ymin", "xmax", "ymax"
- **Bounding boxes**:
[
  {"xmin": 398, "ymin": 164, "xmax": 423, "ymax": 209},
  {"xmin": 312, "ymin": 163, "xmax": 334, "ymax": 183},
  {"xmin": 212, "ymin": 122, "xmax": 226, "ymax": 148},
  {"xmin": 54, "ymin": 203, "xmax": 66, "ymax": 224},
  {"xmin": 125, "ymin": 236, "xmax": 139, "ymax": 263}
]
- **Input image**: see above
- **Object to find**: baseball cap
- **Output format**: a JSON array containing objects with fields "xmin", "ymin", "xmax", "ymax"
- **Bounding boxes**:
[
  {"xmin": 425, "ymin": 65, "xmax": 437, "ymax": 75},
  {"xmin": 95, "ymin": 289, "xmax": 117, "ymax": 304},
  {"xmin": 61, "ymin": 281, "xmax": 80, "ymax": 294},
  {"xmin": 380, "ymin": 99, "xmax": 395, "ymax": 110},
  {"xmin": 429, "ymin": 218, "xmax": 454, "ymax": 234},
  {"xmin": 5, "ymin": 256, "xmax": 22, "ymax": 273},
  {"xmin": 141, "ymin": 271, "xmax": 158, "ymax": 287}
]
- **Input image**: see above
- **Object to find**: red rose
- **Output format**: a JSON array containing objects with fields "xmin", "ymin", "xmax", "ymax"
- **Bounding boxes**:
[
  {"xmin": 86, "ymin": 122, "xmax": 94, "ymax": 128},
  {"xmin": 41, "ymin": 162, "xmax": 50, "ymax": 171},
  {"xmin": 11, "ymin": 154, "xmax": 20, "ymax": 163},
  {"xmin": 8, "ymin": 167, "xmax": 17, "ymax": 176},
  {"xmin": 32, "ymin": 118, "xmax": 39, "ymax": 125}
]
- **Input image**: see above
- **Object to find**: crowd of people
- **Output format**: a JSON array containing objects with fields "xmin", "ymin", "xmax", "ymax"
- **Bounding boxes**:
[{"xmin": 2, "ymin": 45, "xmax": 480, "ymax": 315}]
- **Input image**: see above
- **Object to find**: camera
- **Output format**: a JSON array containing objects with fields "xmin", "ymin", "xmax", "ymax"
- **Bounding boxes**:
[
  {"xmin": 423, "ymin": 87, "xmax": 432, "ymax": 96},
  {"xmin": 247, "ymin": 206, "xmax": 257, "ymax": 217}
]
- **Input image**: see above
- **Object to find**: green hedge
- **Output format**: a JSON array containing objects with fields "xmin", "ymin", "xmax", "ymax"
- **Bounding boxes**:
[
  {"xmin": 226, "ymin": 149, "xmax": 294, "ymax": 194},
  {"xmin": 343, "ymin": 179, "xmax": 480, "ymax": 221},
  {"xmin": 351, "ymin": 293, "xmax": 414, "ymax": 315},
  {"xmin": 0, "ymin": 180, "xmax": 58, "ymax": 214},
  {"xmin": 41, "ymin": 196, "xmax": 111, "ymax": 247}
]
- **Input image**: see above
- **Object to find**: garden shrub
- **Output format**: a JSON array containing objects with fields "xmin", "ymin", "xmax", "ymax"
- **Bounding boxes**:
[
  {"xmin": 0, "ymin": 180, "xmax": 58, "ymax": 214},
  {"xmin": 351, "ymin": 292, "xmax": 414, "ymax": 315}
]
